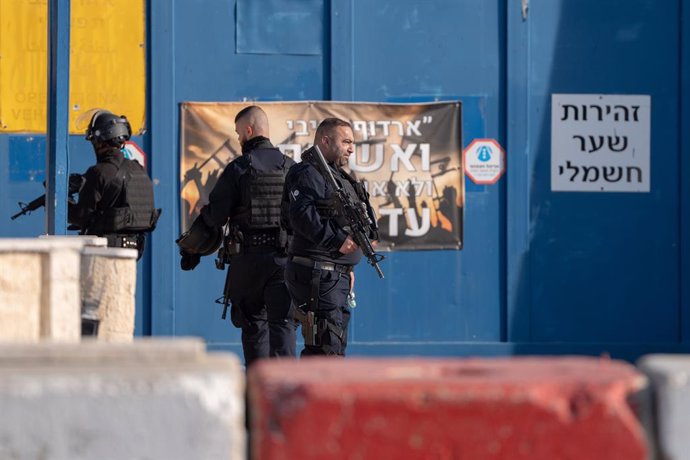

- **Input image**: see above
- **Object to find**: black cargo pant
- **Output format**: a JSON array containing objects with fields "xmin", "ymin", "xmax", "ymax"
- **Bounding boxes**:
[
  {"xmin": 227, "ymin": 249, "xmax": 297, "ymax": 367},
  {"xmin": 285, "ymin": 259, "xmax": 352, "ymax": 356}
]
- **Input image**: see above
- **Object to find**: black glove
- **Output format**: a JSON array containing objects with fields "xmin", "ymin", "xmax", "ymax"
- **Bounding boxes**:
[{"xmin": 180, "ymin": 250, "xmax": 201, "ymax": 271}]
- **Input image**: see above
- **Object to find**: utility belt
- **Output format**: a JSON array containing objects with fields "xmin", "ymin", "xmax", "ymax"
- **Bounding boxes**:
[
  {"xmin": 242, "ymin": 245, "xmax": 281, "ymax": 254},
  {"xmin": 105, "ymin": 234, "xmax": 140, "ymax": 250},
  {"xmin": 217, "ymin": 229, "xmax": 282, "ymax": 265},
  {"xmin": 246, "ymin": 231, "xmax": 279, "ymax": 248},
  {"xmin": 289, "ymin": 255, "xmax": 353, "ymax": 274}
]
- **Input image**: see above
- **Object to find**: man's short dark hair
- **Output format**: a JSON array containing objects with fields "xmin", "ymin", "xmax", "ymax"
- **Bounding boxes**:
[
  {"xmin": 315, "ymin": 117, "xmax": 353, "ymax": 141},
  {"xmin": 235, "ymin": 105, "xmax": 263, "ymax": 123}
]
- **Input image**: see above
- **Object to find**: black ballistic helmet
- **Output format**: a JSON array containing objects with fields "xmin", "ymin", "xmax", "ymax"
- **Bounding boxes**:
[
  {"xmin": 176, "ymin": 218, "xmax": 223, "ymax": 256},
  {"xmin": 85, "ymin": 110, "xmax": 132, "ymax": 146}
]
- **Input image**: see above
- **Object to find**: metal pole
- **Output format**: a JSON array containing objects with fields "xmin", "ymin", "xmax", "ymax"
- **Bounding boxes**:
[{"xmin": 46, "ymin": 0, "xmax": 71, "ymax": 235}]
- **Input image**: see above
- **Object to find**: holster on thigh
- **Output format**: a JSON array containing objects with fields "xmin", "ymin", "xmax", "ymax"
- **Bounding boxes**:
[
  {"xmin": 292, "ymin": 268, "xmax": 346, "ymax": 352},
  {"xmin": 293, "ymin": 303, "xmax": 344, "ymax": 350}
]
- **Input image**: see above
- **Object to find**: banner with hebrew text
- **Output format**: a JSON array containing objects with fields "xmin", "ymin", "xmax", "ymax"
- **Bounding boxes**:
[{"xmin": 180, "ymin": 101, "xmax": 463, "ymax": 251}]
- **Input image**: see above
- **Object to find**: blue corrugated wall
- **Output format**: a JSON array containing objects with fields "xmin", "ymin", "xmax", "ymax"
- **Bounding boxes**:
[{"xmin": 3, "ymin": 0, "xmax": 689, "ymax": 361}]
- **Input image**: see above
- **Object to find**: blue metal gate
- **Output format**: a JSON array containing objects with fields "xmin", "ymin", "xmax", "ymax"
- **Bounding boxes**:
[{"xmin": 2, "ymin": 0, "xmax": 689, "ymax": 361}]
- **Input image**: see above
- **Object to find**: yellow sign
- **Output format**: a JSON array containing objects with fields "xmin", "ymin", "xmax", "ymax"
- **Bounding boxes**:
[{"xmin": 0, "ymin": 0, "xmax": 146, "ymax": 133}]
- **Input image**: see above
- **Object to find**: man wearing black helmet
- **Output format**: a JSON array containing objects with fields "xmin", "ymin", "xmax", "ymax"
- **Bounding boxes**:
[
  {"xmin": 70, "ymin": 109, "xmax": 160, "ymax": 260},
  {"xmin": 177, "ymin": 105, "xmax": 297, "ymax": 368}
]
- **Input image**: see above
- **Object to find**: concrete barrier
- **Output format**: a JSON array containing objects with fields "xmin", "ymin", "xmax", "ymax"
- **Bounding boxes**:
[
  {"xmin": 0, "ymin": 238, "xmax": 83, "ymax": 342},
  {"xmin": 81, "ymin": 246, "xmax": 138, "ymax": 341},
  {"xmin": 249, "ymin": 356, "xmax": 650, "ymax": 460},
  {"xmin": 0, "ymin": 338, "xmax": 246, "ymax": 460},
  {"xmin": 37, "ymin": 235, "xmax": 138, "ymax": 341},
  {"xmin": 637, "ymin": 354, "xmax": 690, "ymax": 460},
  {"xmin": 38, "ymin": 234, "xmax": 108, "ymax": 248}
]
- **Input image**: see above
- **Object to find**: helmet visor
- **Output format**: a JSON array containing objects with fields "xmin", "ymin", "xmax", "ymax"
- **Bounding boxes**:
[{"xmin": 76, "ymin": 108, "xmax": 107, "ymax": 136}]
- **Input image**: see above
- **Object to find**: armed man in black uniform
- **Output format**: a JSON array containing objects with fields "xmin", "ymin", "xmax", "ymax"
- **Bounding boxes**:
[
  {"xmin": 177, "ymin": 105, "xmax": 297, "ymax": 367},
  {"xmin": 70, "ymin": 109, "xmax": 160, "ymax": 260},
  {"xmin": 282, "ymin": 117, "xmax": 379, "ymax": 357}
]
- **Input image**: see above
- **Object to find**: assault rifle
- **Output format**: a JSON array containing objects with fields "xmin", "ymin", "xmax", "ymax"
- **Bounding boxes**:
[
  {"xmin": 312, "ymin": 145, "xmax": 385, "ymax": 278},
  {"xmin": 11, "ymin": 173, "xmax": 85, "ymax": 220}
]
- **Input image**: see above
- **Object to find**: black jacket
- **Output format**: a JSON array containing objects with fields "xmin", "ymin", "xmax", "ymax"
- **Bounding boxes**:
[
  {"xmin": 74, "ymin": 147, "xmax": 127, "ymax": 234},
  {"xmin": 282, "ymin": 150, "xmax": 364, "ymax": 266}
]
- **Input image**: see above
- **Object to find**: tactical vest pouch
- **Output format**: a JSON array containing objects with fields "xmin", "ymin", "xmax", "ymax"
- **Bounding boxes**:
[
  {"xmin": 99, "ymin": 207, "xmax": 131, "ymax": 233},
  {"xmin": 233, "ymin": 154, "xmax": 289, "ymax": 250},
  {"xmin": 315, "ymin": 197, "xmax": 339, "ymax": 217},
  {"xmin": 121, "ymin": 160, "xmax": 159, "ymax": 231},
  {"xmin": 99, "ymin": 206, "xmax": 160, "ymax": 233},
  {"xmin": 315, "ymin": 197, "xmax": 348, "ymax": 228},
  {"xmin": 353, "ymin": 181, "xmax": 369, "ymax": 200},
  {"xmin": 249, "ymin": 170, "xmax": 285, "ymax": 228}
]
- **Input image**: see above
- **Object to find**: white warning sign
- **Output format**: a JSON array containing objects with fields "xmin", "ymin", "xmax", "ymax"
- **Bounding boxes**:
[
  {"xmin": 551, "ymin": 94, "xmax": 650, "ymax": 192},
  {"xmin": 464, "ymin": 139, "xmax": 505, "ymax": 185}
]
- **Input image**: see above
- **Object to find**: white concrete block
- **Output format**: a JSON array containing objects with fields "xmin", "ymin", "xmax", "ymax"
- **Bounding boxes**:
[
  {"xmin": 0, "ymin": 239, "xmax": 83, "ymax": 342},
  {"xmin": 81, "ymin": 247, "xmax": 138, "ymax": 342},
  {"xmin": 37, "ymin": 235, "xmax": 137, "ymax": 341},
  {"xmin": 0, "ymin": 253, "xmax": 42, "ymax": 341},
  {"xmin": 41, "ymin": 247, "xmax": 81, "ymax": 341},
  {"xmin": 0, "ymin": 337, "xmax": 207, "ymax": 364},
  {"xmin": 637, "ymin": 354, "xmax": 690, "ymax": 460},
  {"xmin": 38, "ymin": 234, "xmax": 108, "ymax": 248},
  {"xmin": 0, "ymin": 340, "xmax": 246, "ymax": 460}
]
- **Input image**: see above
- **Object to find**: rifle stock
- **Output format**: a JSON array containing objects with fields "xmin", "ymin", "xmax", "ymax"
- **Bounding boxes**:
[{"xmin": 312, "ymin": 145, "xmax": 385, "ymax": 278}]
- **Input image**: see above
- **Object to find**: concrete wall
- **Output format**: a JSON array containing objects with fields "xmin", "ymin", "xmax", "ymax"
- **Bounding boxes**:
[
  {"xmin": 0, "ymin": 237, "xmax": 137, "ymax": 342},
  {"xmin": 81, "ymin": 245, "xmax": 138, "ymax": 341},
  {"xmin": 0, "ymin": 339, "xmax": 245, "ymax": 460},
  {"xmin": 0, "ymin": 238, "xmax": 83, "ymax": 341}
]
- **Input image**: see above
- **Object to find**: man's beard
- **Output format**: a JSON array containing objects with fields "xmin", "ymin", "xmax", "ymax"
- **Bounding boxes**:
[{"xmin": 337, "ymin": 155, "xmax": 349, "ymax": 167}]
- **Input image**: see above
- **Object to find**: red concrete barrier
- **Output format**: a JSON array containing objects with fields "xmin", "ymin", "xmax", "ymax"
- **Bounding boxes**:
[{"xmin": 248, "ymin": 357, "xmax": 648, "ymax": 460}]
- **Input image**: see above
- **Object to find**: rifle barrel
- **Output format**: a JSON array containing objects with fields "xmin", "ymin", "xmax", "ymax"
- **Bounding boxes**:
[
  {"xmin": 10, "ymin": 194, "xmax": 45, "ymax": 220},
  {"xmin": 10, "ymin": 209, "xmax": 25, "ymax": 220}
]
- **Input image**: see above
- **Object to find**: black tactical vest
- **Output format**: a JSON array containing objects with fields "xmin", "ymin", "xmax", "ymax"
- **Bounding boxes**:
[
  {"xmin": 232, "ymin": 151, "xmax": 289, "ymax": 246},
  {"xmin": 315, "ymin": 170, "xmax": 359, "ymax": 227},
  {"xmin": 95, "ymin": 159, "xmax": 160, "ymax": 234},
  {"xmin": 314, "ymin": 166, "xmax": 379, "ymax": 239}
]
